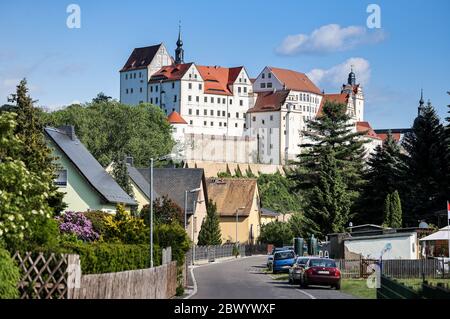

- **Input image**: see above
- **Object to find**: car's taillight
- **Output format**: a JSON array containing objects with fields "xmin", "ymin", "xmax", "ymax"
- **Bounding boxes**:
[
  {"xmin": 334, "ymin": 268, "xmax": 341, "ymax": 277},
  {"xmin": 306, "ymin": 268, "xmax": 314, "ymax": 275}
]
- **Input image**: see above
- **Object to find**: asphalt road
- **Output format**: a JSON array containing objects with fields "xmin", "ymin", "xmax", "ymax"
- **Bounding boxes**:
[{"xmin": 191, "ymin": 255, "xmax": 356, "ymax": 299}]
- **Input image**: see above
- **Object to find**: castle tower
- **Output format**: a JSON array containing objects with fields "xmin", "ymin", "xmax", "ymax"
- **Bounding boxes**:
[{"xmin": 175, "ymin": 23, "xmax": 184, "ymax": 64}]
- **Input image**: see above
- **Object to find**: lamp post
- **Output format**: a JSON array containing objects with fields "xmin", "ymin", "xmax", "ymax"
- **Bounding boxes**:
[
  {"xmin": 149, "ymin": 153, "xmax": 174, "ymax": 268},
  {"xmin": 191, "ymin": 195, "xmax": 204, "ymax": 266}
]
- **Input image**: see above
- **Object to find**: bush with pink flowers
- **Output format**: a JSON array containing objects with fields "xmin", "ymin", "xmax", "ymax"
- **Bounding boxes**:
[{"xmin": 56, "ymin": 211, "xmax": 99, "ymax": 242}]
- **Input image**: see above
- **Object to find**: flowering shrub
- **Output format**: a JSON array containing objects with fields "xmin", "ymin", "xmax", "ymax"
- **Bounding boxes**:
[{"xmin": 56, "ymin": 211, "xmax": 99, "ymax": 242}]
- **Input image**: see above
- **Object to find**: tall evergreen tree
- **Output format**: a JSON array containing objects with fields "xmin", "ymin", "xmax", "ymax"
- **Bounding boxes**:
[
  {"xmin": 357, "ymin": 132, "xmax": 406, "ymax": 225},
  {"xmin": 197, "ymin": 200, "xmax": 222, "ymax": 246},
  {"xmin": 112, "ymin": 152, "xmax": 133, "ymax": 197},
  {"xmin": 382, "ymin": 193, "xmax": 392, "ymax": 228},
  {"xmin": 8, "ymin": 79, "xmax": 66, "ymax": 214},
  {"xmin": 291, "ymin": 101, "xmax": 367, "ymax": 238},
  {"xmin": 401, "ymin": 101, "xmax": 447, "ymax": 225},
  {"xmin": 389, "ymin": 191, "xmax": 403, "ymax": 228}
]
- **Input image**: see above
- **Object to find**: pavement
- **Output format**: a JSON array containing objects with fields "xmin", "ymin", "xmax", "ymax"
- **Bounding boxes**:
[{"xmin": 189, "ymin": 255, "xmax": 356, "ymax": 299}]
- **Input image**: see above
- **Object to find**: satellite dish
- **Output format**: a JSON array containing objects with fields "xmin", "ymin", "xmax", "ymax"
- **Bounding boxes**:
[{"xmin": 419, "ymin": 221, "xmax": 429, "ymax": 229}]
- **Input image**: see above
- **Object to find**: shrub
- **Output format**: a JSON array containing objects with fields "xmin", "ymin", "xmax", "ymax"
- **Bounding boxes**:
[
  {"xmin": 258, "ymin": 221, "xmax": 294, "ymax": 247},
  {"xmin": 60, "ymin": 242, "xmax": 161, "ymax": 274},
  {"xmin": 154, "ymin": 221, "xmax": 190, "ymax": 267},
  {"xmin": 82, "ymin": 211, "xmax": 110, "ymax": 237},
  {"xmin": 0, "ymin": 246, "xmax": 20, "ymax": 299},
  {"xmin": 102, "ymin": 205, "xmax": 149, "ymax": 244},
  {"xmin": 56, "ymin": 211, "xmax": 99, "ymax": 242}
]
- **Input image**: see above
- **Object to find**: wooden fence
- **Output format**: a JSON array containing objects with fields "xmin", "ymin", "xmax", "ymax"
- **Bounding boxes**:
[
  {"xmin": 13, "ymin": 251, "xmax": 179, "ymax": 299},
  {"xmin": 336, "ymin": 258, "xmax": 443, "ymax": 279}
]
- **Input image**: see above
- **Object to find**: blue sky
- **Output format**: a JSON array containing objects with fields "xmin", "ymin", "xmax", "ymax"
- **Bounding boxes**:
[{"xmin": 0, "ymin": 0, "xmax": 449, "ymax": 129}]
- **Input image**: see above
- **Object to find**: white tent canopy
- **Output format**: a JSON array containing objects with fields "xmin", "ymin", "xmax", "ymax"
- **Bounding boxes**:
[{"xmin": 420, "ymin": 226, "xmax": 450, "ymax": 241}]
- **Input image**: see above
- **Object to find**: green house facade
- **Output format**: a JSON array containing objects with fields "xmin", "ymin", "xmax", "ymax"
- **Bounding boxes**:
[{"xmin": 45, "ymin": 126, "xmax": 136, "ymax": 212}]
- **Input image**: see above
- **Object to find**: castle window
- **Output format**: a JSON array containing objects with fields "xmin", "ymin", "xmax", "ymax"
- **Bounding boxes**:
[
  {"xmin": 219, "ymin": 122, "xmax": 222, "ymax": 127},
  {"xmin": 222, "ymin": 98, "xmax": 226, "ymax": 104},
  {"xmin": 236, "ymin": 112, "xmax": 239, "ymax": 118},
  {"xmin": 210, "ymin": 110, "xmax": 214, "ymax": 116},
  {"xmin": 211, "ymin": 97, "xmax": 214, "ymax": 103},
  {"xmin": 267, "ymin": 83, "xmax": 272, "ymax": 88},
  {"xmin": 196, "ymin": 96, "xmax": 199, "ymax": 102},
  {"xmin": 150, "ymin": 98, "xmax": 153, "ymax": 103},
  {"xmin": 188, "ymin": 95, "xmax": 192, "ymax": 102},
  {"xmin": 172, "ymin": 82, "xmax": 175, "ymax": 89},
  {"xmin": 125, "ymin": 74, "xmax": 128, "ymax": 80},
  {"xmin": 133, "ymin": 73, "xmax": 136, "ymax": 79},
  {"xmin": 262, "ymin": 120, "xmax": 265, "ymax": 124},
  {"xmin": 210, "ymin": 122, "xmax": 214, "ymax": 126},
  {"xmin": 262, "ymin": 73, "xmax": 265, "ymax": 79},
  {"xmin": 224, "ymin": 122, "xmax": 227, "ymax": 127},
  {"xmin": 130, "ymin": 88, "xmax": 133, "ymax": 93},
  {"xmin": 244, "ymin": 87, "xmax": 247, "ymax": 93},
  {"xmin": 188, "ymin": 83, "xmax": 192, "ymax": 89},
  {"xmin": 204, "ymin": 97, "xmax": 207, "ymax": 103},
  {"xmin": 150, "ymin": 86, "xmax": 153, "ymax": 92},
  {"xmin": 238, "ymin": 87, "xmax": 241, "ymax": 93},
  {"xmin": 196, "ymin": 109, "xmax": 199, "ymax": 116},
  {"xmin": 203, "ymin": 121, "xmax": 207, "ymax": 126},
  {"xmin": 190, "ymin": 120, "xmax": 193, "ymax": 125},
  {"xmin": 140, "ymin": 87, "xmax": 143, "ymax": 93},
  {"xmin": 217, "ymin": 110, "xmax": 220, "ymax": 116},
  {"xmin": 239, "ymin": 100, "xmax": 243, "ymax": 106},
  {"xmin": 155, "ymin": 86, "xmax": 158, "ymax": 92},
  {"xmin": 199, "ymin": 84, "xmax": 202, "ymax": 90},
  {"xmin": 252, "ymin": 116, "xmax": 256, "ymax": 122},
  {"xmin": 268, "ymin": 73, "xmax": 271, "ymax": 78},
  {"xmin": 222, "ymin": 111, "xmax": 225, "ymax": 117},
  {"xmin": 155, "ymin": 97, "xmax": 158, "ymax": 104},
  {"xmin": 126, "ymin": 89, "xmax": 129, "ymax": 94},
  {"xmin": 260, "ymin": 83, "xmax": 266, "ymax": 88},
  {"xmin": 270, "ymin": 115, "xmax": 273, "ymax": 121},
  {"xmin": 204, "ymin": 109, "xmax": 207, "ymax": 116},
  {"xmin": 189, "ymin": 109, "xmax": 192, "ymax": 115},
  {"xmin": 235, "ymin": 123, "xmax": 238, "ymax": 128},
  {"xmin": 229, "ymin": 99, "xmax": 232, "ymax": 105},
  {"xmin": 139, "ymin": 72, "xmax": 142, "ymax": 78},
  {"xmin": 174, "ymin": 95, "xmax": 177, "ymax": 102}
]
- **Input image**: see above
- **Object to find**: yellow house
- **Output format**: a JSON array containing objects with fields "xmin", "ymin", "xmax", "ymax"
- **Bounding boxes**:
[
  {"xmin": 111, "ymin": 162, "xmax": 208, "ymax": 245},
  {"xmin": 206, "ymin": 178, "xmax": 261, "ymax": 244},
  {"xmin": 260, "ymin": 207, "xmax": 280, "ymax": 225}
]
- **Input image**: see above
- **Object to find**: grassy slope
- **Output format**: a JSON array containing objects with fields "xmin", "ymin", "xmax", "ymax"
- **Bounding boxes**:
[{"xmin": 341, "ymin": 279, "xmax": 377, "ymax": 299}]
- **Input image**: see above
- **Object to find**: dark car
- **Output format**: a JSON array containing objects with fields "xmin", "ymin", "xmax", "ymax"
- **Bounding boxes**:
[
  {"xmin": 299, "ymin": 258, "xmax": 341, "ymax": 290},
  {"xmin": 272, "ymin": 250, "xmax": 296, "ymax": 274},
  {"xmin": 288, "ymin": 257, "xmax": 310, "ymax": 284}
]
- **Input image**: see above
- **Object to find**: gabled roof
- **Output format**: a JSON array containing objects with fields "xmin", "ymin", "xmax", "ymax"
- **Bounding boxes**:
[
  {"xmin": 247, "ymin": 90, "xmax": 290, "ymax": 113},
  {"xmin": 127, "ymin": 164, "xmax": 160, "ymax": 200},
  {"xmin": 149, "ymin": 63, "xmax": 194, "ymax": 82},
  {"xmin": 45, "ymin": 127, "xmax": 137, "ymax": 206},
  {"xmin": 137, "ymin": 168, "xmax": 207, "ymax": 215},
  {"xmin": 261, "ymin": 207, "xmax": 280, "ymax": 217},
  {"xmin": 167, "ymin": 111, "xmax": 187, "ymax": 124},
  {"xmin": 356, "ymin": 121, "xmax": 382, "ymax": 140},
  {"xmin": 316, "ymin": 93, "xmax": 349, "ymax": 116},
  {"xmin": 120, "ymin": 44, "xmax": 165, "ymax": 72},
  {"xmin": 196, "ymin": 65, "xmax": 244, "ymax": 96},
  {"xmin": 268, "ymin": 67, "xmax": 322, "ymax": 94},
  {"xmin": 206, "ymin": 178, "xmax": 258, "ymax": 217}
]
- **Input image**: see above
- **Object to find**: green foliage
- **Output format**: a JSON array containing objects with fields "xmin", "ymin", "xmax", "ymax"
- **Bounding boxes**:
[
  {"xmin": 197, "ymin": 200, "xmax": 222, "ymax": 245},
  {"xmin": 0, "ymin": 246, "xmax": 20, "ymax": 299},
  {"xmin": 257, "ymin": 173, "xmax": 302, "ymax": 214},
  {"xmin": 41, "ymin": 102, "xmax": 174, "ymax": 167},
  {"xmin": 258, "ymin": 221, "xmax": 293, "ymax": 247},
  {"xmin": 357, "ymin": 132, "xmax": 406, "ymax": 225},
  {"xmin": 291, "ymin": 101, "xmax": 367, "ymax": 238},
  {"xmin": 112, "ymin": 152, "xmax": 133, "ymax": 197},
  {"xmin": 0, "ymin": 112, "xmax": 54, "ymax": 245},
  {"xmin": 288, "ymin": 212, "xmax": 307, "ymax": 238},
  {"xmin": 82, "ymin": 211, "xmax": 111, "ymax": 237},
  {"xmin": 217, "ymin": 171, "xmax": 233, "ymax": 178},
  {"xmin": 383, "ymin": 191, "xmax": 403, "ymax": 228},
  {"xmin": 92, "ymin": 92, "xmax": 112, "ymax": 103},
  {"xmin": 8, "ymin": 79, "xmax": 66, "ymax": 215},
  {"xmin": 154, "ymin": 221, "xmax": 190, "ymax": 266},
  {"xmin": 141, "ymin": 196, "xmax": 184, "ymax": 226},
  {"xmin": 61, "ymin": 242, "xmax": 160, "ymax": 274},
  {"xmin": 402, "ymin": 102, "xmax": 448, "ymax": 224},
  {"xmin": 232, "ymin": 244, "xmax": 240, "ymax": 257}
]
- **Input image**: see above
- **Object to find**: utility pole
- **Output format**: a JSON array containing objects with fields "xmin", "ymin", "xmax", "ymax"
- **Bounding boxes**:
[{"xmin": 150, "ymin": 158, "xmax": 154, "ymax": 268}]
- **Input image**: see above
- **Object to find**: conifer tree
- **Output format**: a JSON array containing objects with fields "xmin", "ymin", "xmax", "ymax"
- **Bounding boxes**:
[
  {"xmin": 389, "ymin": 191, "xmax": 403, "ymax": 228},
  {"xmin": 382, "ymin": 193, "xmax": 392, "ymax": 228},
  {"xmin": 291, "ymin": 101, "xmax": 367, "ymax": 238},
  {"xmin": 197, "ymin": 200, "xmax": 222, "ymax": 245},
  {"xmin": 8, "ymin": 79, "xmax": 66, "ymax": 214},
  {"xmin": 112, "ymin": 152, "xmax": 133, "ymax": 197},
  {"xmin": 402, "ymin": 101, "xmax": 447, "ymax": 224},
  {"xmin": 357, "ymin": 132, "xmax": 406, "ymax": 225}
]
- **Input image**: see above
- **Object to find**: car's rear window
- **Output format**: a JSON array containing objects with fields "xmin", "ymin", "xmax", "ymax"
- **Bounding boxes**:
[
  {"xmin": 309, "ymin": 259, "xmax": 336, "ymax": 268},
  {"xmin": 274, "ymin": 251, "xmax": 295, "ymax": 260}
]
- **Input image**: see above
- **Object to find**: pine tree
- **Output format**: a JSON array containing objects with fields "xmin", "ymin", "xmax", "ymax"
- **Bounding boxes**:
[
  {"xmin": 382, "ymin": 193, "xmax": 392, "ymax": 227},
  {"xmin": 357, "ymin": 132, "xmax": 406, "ymax": 225},
  {"xmin": 389, "ymin": 191, "xmax": 403, "ymax": 228},
  {"xmin": 112, "ymin": 152, "xmax": 133, "ymax": 197},
  {"xmin": 8, "ymin": 79, "xmax": 66, "ymax": 215},
  {"xmin": 402, "ymin": 101, "xmax": 447, "ymax": 225},
  {"xmin": 291, "ymin": 101, "xmax": 367, "ymax": 238},
  {"xmin": 197, "ymin": 200, "xmax": 222, "ymax": 245}
]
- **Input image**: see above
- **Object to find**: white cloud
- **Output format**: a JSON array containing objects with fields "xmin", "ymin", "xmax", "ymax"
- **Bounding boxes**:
[
  {"xmin": 307, "ymin": 57, "xmax": 371, "ymax": 88},
  {"xmin": 276, "ymin": 24, "xmax": 385, "ymax": 55}
]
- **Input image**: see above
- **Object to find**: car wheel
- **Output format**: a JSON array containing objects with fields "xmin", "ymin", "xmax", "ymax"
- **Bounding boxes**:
[{"xmin": 334, "ymin": 282, "xmax": 341, "ymax": 290}]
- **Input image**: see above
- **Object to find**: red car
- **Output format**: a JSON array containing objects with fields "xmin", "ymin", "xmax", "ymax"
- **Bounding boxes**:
[{"xmin": 299, "ymin": 258, "xmax": 341, "ymax": 290}]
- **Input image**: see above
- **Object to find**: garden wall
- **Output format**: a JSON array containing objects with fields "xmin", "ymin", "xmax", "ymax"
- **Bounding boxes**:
[{"xmin": 69, "ymin": 260, "xmax": 178, "ymax": 299}]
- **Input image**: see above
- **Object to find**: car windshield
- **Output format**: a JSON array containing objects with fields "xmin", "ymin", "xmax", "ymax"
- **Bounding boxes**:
[
  {"xmin": 297, "ymin": 258, "xmax": 308, "ymax": 265},
  {"xmin": 309, "ymin": 259, "xmax": 336, "ymax": 268},
  {"xmin": 274, "ymin": 251, "xmax": 295, "ymax": 260}
]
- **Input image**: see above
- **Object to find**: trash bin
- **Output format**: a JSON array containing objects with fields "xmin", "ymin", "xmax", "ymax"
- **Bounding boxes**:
[{"xmin": 294, "ymin": 238, "xmax": 304, "ymax": 256}]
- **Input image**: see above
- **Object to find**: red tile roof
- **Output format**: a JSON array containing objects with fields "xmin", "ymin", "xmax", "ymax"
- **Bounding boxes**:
[
  {"xmin": 120, "ymin": 44, "xmax": 166, "ymax": 72},
  {"xmin": 269, "ymin": 67, "xmax": 322, "ymax": 94},
  {"xmin": 149, "ymin": 63, "xmax": 193, "ymax": 82},
  {"xmin": 196, "ymin": 65, "xmax": 244, "ymax": 96},
  {"xmin": 167, "ymin": 111, "xmax": 187, "ymax": 124},
  {"xmin": 316, "ymin": 93, "xmax": 349, "ymax": 116},
  {"xmin": 377, "ymin": 132, "xmax": 401, "ymax": 143},
  {"xmin": 247, "ymin": 90, "xmax": 290, "ymax": 113},
  {"xmin": 356, "ymin": 121, "xmax": 382, "ymax": 139}
]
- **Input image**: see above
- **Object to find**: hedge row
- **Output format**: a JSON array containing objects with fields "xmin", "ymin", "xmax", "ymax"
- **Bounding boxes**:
[{"xmin": 60, "ymin": 242, "xmax": 162, "ymax": 274}]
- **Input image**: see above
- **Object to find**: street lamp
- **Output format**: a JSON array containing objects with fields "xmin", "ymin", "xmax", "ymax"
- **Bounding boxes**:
[
  {"xmin": 149, "ymin": 153, "xmax": 175, "ymax": 268},
  {"xmin": 235, "ymin": 207, "xmax": 245, "ymax": 245},
  {"xmin": 184, "ymin": 188, "xmax": 201, "ymax": 230}
]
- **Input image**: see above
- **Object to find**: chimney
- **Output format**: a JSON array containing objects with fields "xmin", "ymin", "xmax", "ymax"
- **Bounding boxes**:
[
  {"xmin": 126, "ymin": 156, "xmax": 134, "ymax": 166},
  {"xmin": 59, "ymin": 125, "xmax": 76, "ymax": 141}
]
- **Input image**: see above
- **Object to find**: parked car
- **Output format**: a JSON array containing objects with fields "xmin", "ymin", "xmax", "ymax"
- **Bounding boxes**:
[
  {"xmin": 267, "ymin": 246, "xmax": 295, "ymax": 269},
  {"xmin": 288, "ymin": 257, "xmax": 310, "ymax": 284},
  {"xmin": 272, "ymin": 250, "xmax": 296, "ymax": 274},
  {"xmin": 299, "ymin": 258, "xmax": 341, "ymax": 290}
]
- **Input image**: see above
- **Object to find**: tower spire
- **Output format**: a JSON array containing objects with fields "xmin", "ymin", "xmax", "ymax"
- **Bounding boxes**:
[
  {"xmin": 175, "ymin": 21, "xmax": 184, "ymax": 64},
  {"xmin": 418, "ymin": 89, "xmax": 425, "ymax": 116},
  {"xmin": 347, "ymin": 65, "xmax": 356, "ymax": 86}
]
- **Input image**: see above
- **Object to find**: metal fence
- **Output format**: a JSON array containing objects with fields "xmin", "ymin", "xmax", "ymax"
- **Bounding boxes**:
[
  {"xmin": 186, "ymin": 244, "xmax": 267, "ymax": 264},
  {"xmin": 336, "ymin": 258, "xmax": 449, "ymax": 279}
]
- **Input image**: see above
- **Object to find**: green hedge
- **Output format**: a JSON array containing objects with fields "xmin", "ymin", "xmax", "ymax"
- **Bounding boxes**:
[
  {"xmin": 0, "ymin": 246, "xmax": 20, "ymax": 299},
  {"xmin": 61, "ymin": 242, "xmax": 161, "ymax": 274}
]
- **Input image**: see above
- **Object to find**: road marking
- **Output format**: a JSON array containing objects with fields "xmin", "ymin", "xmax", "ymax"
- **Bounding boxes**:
[
  {"xmin": 184, "ymin": 266, "xmax": 198, "ymax": 299},
  {"xmin": 295, "ymin": 289, "xmax": 317, "ymax": 299}
]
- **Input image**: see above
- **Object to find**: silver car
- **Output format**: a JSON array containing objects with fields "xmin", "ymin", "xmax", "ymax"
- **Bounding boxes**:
[{"xmin": 288, "ymin": 257, "xmax": 310, "ymax": 284}]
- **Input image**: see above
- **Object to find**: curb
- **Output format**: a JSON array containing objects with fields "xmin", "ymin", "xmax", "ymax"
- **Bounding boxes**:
[{"xmin": 183, "ymin": 265, "xmax": 198, "ymax": 299}]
